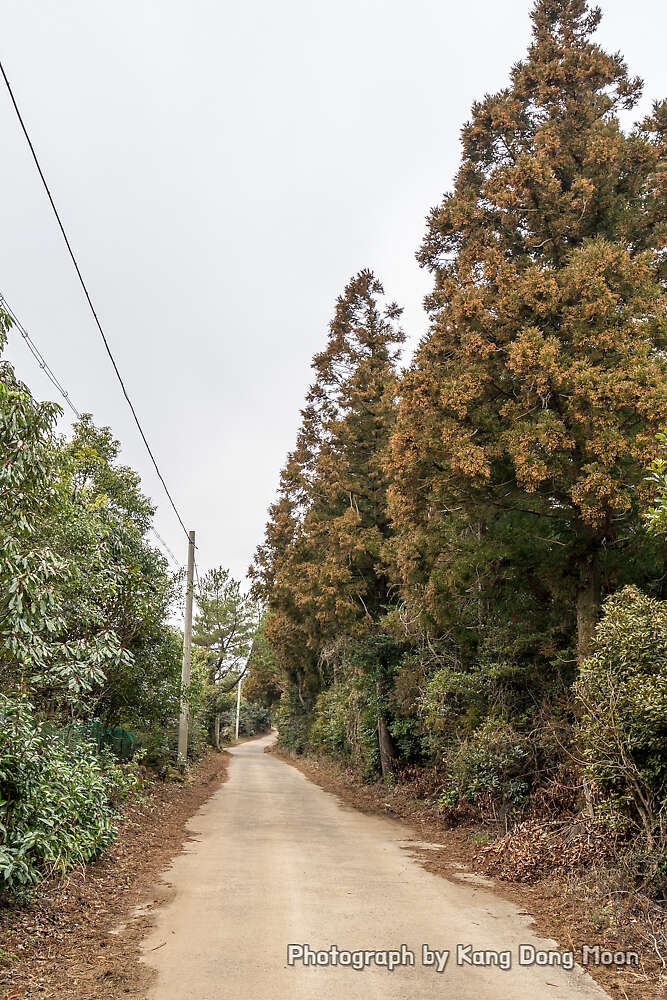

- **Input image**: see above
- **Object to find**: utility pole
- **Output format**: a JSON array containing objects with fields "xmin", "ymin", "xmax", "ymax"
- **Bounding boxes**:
[
  {"xmin": 235, "ymin": 673, "xmax": 242, "ymax": 741},
  {"xmin": 178, "ymin": 529, "xmax": 196, "ymax": 765}
]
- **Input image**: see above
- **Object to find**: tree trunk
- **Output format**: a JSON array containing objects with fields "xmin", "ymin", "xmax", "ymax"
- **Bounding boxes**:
[
  {"xmin": 377, "ymin": 713, "xmax": 395, "ymax": 779},
  {"xmin": 214, "ymin": 714, "xmax": 221, "ymax": 749},
  {"xmin": 582, "ymin": 775, "xmax": 595, "ymax": 819},
  {"xmin": 576, "ymin": 547, "xmax": 601, "ymax": 662}
]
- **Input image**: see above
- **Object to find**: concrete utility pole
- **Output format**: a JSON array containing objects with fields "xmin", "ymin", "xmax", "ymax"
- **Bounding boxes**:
[
  {"xmin": 177, "ymin": 529, "xmax": 196, "ymax": 765},
  {"xmin": 235, "ymin": 673, "xmax": 242, "ymax": 741}
]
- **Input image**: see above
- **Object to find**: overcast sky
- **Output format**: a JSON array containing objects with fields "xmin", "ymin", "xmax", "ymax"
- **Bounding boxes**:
[{"xmin": 1, "ymin": 0, "xmax": 665, "ymax": 585}]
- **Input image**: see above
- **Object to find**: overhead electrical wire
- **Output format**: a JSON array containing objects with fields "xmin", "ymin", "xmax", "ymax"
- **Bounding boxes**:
[
  {"xmin": 0, "ymin": 56, "xmax": 190, "ymax": 541},
  {"xmin": 150, "ymin": 526, "xmax": 183, "ymax": 572},
  {"xmin": 0, "ymin": 292, "xmax": 81, "ymax": 418},
  {"xmin": 156, "ymin": 529, "xmax": 186, "ymax": 572},
  {"xmin": 0, "ymin": 290, "xmax": 185, "ymax": 573}
]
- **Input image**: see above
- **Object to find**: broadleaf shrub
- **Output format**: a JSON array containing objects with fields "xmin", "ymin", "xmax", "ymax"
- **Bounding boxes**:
[
  {"xmin": 438, "ymin": 722, "xmax": 532, "ymax": 819},
  {"xmin": 0, "ymin": 695, "xmax": 141, "ymax": 895},
  {"xmin": 576, "ymin": 587, "xmax": 667, "ymax": 859},
  {"xmin": 308, "ymin": 678, "xmax": 381, "ymax": 780}
]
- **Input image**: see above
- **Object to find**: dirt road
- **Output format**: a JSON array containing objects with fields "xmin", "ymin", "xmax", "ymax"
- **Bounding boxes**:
[{"xmin": 141, "ymin": 733, "xmax": 610, "ymax": 999}]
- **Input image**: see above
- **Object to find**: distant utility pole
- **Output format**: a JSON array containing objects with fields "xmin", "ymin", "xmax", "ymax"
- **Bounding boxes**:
[
  {"xmin": 178, "ymin": 529, "xmax": 196, "ymax": 765},
  {"xmin": 235, "ymin": 673, "xmax": 243, "ymax": 741}
]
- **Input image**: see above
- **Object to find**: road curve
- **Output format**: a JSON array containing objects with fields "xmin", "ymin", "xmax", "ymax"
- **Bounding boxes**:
[{"xmin": 141, "ymin": 732, "xmax": 609, "ymax": 1000}]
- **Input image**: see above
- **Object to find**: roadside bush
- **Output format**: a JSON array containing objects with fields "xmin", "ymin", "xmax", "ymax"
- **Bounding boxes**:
[
  {"xmin": 277, "ymin": 689, "xmax": 312, "ymax": 754},
  {"xmin": 575, "ymin": 587, "xmax": 667, "ymax": 870},
  {"xmin": 216, "ymin": 699, "xmax": 271, "ymax": 743},
  {"xmin": 308, "ymin": 680, "xmax": 381, "ymax": 780},
  {"xmin": 238, "ymin": 699, "xmax": 271, "ymax": 737},
  {"xmin": 308, "ymin": 686, "xmax": 351, "ymax": 759},
  {"xmin": 204, "ymin": 680, "xmax": 272, "ymax": 746},
  {"xmin": 439, "ymin": 722, "xmax": 532, "ymax": 822},
  {"xmin": 135, "ymin": 720, "xmax": 210, "ymax": 774},
  {"xmin": 387, "ymin": 713, "xmax": 427, "ymax": 763},
  {"xmin": 0, "ymin": 695, "xmax": 141, "ymax": 896}
]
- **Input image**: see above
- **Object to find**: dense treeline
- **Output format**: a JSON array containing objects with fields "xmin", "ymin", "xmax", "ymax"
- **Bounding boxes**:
[
  {"xmin": 0, "ymin": 310, "xmax": 183, "ymax": 892},
  {"xmin": 251, "ymin": 0, "xmax": 667, "ymax": 893},
  {"xmin": 0, "ymin": 312, "xmax": 268, "ymax": 896}
]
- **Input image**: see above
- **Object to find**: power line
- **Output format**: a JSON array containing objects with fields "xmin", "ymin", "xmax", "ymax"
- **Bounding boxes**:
[
  {"xmin": 0, "ymin": 56, "xmax": 190, "ymax": 541},
  {"xmin": 0, "ymin": 290, "xmax": 185, "ymax": 574},
  {"xmin": 0, "ymin": 292, "xmax": 81, "ymax": 418},
  {"xmin": 150, "ymin": 526, "xmax": 183, "ymax": 571}
]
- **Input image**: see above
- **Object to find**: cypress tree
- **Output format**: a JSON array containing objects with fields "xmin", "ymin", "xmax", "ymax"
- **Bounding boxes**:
[
  {"xmin": 252, "ymin": 270, "xmax": 404, "ymax": 769},
  {"xmin": 391, "ymin": 0, "xmax": 667, "ymax": 659}
]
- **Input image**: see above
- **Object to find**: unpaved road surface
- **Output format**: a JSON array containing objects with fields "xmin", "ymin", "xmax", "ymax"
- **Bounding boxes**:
[{"xmin": 142, "ymin": 733, "xmax": 610, "ymax": 999}]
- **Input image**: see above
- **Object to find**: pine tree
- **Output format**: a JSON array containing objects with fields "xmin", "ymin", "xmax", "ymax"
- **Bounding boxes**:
[
  {"xmin": 193, "ymin": 567, "xmax": 257, "ymax": 687},
  {"xmin": 391, "ymin": 0, "xmax": 667, "ymax": 659}
]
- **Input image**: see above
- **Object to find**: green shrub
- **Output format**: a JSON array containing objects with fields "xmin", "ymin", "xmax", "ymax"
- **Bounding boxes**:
[
  {"xmin": 277, "ymin": 689, "xmax": 311, "ymax": 754},
  {"xmin": 439, "ymin": 722, "xmax": 532, "ymax": 818},
  {"xmin": 309, "ymin": 686, "xmax": 351, "ymax": 759},
  {"xmin": 576, "ymin": 586, "xmax": 667, "ymax": 850},
  {"xmin": 387, "ymin": 714, "xmax": 426, "ymax": 763},
  {"xmin": 0, "ymin": 695, "xmax": 140, "ymax": 895},
  {"xmin": 204, "ymin": 683, "xmax": 272, "ymax": 746},
  {"xmin": 238, "ymin": 699, "xmax": 272, "ymax": 737},
  {"xmin": 307, "ymin": 679, "xmax": 381, "ymax": 779}
]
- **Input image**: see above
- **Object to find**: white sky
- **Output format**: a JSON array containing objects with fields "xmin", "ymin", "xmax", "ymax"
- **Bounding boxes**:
[{"xmin": 1, "ymin": 0, "xmax": 665, "ymax": 583}]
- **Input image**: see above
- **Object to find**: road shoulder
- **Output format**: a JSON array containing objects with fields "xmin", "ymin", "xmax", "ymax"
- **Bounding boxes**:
[
  {"xmin": 0, "ymin": 749, "xmax": 231, "ymax": 1000},
  {"xmin": 275, "ymin": 748, "xmax": 664, "ymax": 1000}
]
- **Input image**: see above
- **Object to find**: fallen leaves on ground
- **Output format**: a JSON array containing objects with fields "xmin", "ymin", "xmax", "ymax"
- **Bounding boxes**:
[
  {"xmin": 277, "ymin": 749, "xmax": 666, "ymax": 1000},
  {"xmin": 0, "ymin": 750, "xmax": 229, "ymax": 1000}
]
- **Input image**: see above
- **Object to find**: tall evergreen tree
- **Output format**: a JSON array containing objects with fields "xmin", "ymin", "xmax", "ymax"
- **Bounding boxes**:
[
  {"xmin": 252, "ymin": 270, "xmax": 405, "ymax": 770},
  {"xmin": 193, "ymin": 567, "xmax": 258, "ymax": 688},
  {"xmin": 390, "ymin": 0, "xmax": 667, "ymax": 659}
]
